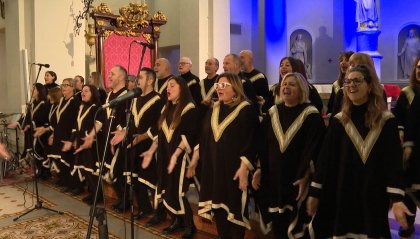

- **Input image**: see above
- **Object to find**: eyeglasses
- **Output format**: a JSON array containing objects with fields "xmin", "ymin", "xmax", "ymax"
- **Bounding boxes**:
[
  {"xmin": 179, "ymin": 62, "xmax": 190, "ymax": 66},
  {"xmin": 343, "ymin": 78, "xmax": 365, "ymax": 87},
  {"xmin": 60, "ymin": 83, "xmax": 71, "ymax": 88},
  {"xmin": 214, "ymin": 82, "xmax": 232, "ymax": 90}
]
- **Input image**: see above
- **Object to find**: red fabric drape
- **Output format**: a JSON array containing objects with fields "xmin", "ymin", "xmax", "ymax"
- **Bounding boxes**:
[{"xmin": 103, "ymin": 33, "xmax": 152, "ymax": 89}]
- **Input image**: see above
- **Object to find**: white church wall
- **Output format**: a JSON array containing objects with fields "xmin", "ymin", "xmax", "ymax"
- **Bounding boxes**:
[{"xmin": 33, "ymin": 0, "xmax": 85, "ymax": 84}]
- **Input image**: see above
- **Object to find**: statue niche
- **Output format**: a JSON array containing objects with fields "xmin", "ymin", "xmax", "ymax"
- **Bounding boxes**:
[
  {"xmin": 398, "ymin": 26, "xmax": 420, "ymax": 79},
  {"xmin": 290, "ymin": 30, "xmax": 312, "ymax": 79}
]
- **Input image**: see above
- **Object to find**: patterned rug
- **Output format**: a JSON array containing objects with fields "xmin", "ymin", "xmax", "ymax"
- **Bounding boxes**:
[
  {"xmin": 0, "ymin": 184, "xmax": 55, "ymax": 220},
  {"xmin": 40, "ymin": 179, "xmax": 214, "ymax": 239},
  {"xmin": 0, "ymin": 166, "xmax": 32, "ymax": 187},
  {"xmin": 0, "ymin": 211, "xmax": 118, "ymax": 239}
]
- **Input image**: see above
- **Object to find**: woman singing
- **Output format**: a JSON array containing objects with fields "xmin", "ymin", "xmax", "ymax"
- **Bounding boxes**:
[
  {"xmin": 9, "ymin": 83, "xmax": 49, "ymax": 177},
  {"xmin": 63, "ymin": 85, "xmax": 104, "ymax": 204},
  {"xmin": 188, "ymin": 73, "xmax": 259, "ymax": 239},
  {"xmin": 307, "ymin": 65, "xmax": 412, "ymax": 238},
  {"xmin": 142, "ymin": 76, "xmax": 197, "ymax": 238},
  {"xmin": 255, "ymin": 72, "xmax": 325, "ymax": 238}
]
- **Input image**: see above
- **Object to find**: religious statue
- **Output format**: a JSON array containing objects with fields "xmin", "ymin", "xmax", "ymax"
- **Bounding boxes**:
[
  {"xmin": 290, "ymin": 33, "xmax": 312, "ymax": 78},
  {"xmin": 354, "ymin": 0, "xmax": 378, "ymax": 29},
  {"xmin": 291, "ymin": 34, "xmax": 307, "ymax": 65},
  {"xmin": 399, "ymin": 28, "xmax": 420, "ymax": 78}
]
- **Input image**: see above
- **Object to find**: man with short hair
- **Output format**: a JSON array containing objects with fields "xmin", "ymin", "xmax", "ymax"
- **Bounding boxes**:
[
  {"xmin": 200, "ymin": 57, "xmax": 219, "ymax": 106},
  {"xmin": 112, "ymin": 67, "xmax": 164, "ymax": 222},
  {"xmin": 240, "ymin": 50, "xmax": 269, "ymax": 105},
  {"xmin": 103, "ymin": 65, "xmax": 129, "ymax": 213},
  {"xmin": 127, "ymin": 74, "xmax": 137, "ymax": 90},
  {"xmin": 154, "ymin": 58, "xmax": 173, "ymax": 102},
  {"xmin": 223, "ymin": 53, "xmax": 258, "ymax": 109},
  {"xmin": 178, "ymin": 57, "xmax": 202, "ymax": 105}
]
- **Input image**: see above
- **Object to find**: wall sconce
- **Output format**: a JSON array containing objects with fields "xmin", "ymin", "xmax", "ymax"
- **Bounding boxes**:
[{"xmin": 85, "ymin": 23, "xmax": 96, "ymax": 56}]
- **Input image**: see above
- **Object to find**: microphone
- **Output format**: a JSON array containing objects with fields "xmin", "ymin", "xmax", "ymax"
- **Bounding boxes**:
[
  {"xmin": 101, "ymin": 88, "xmax": 142, "ymax": 109},
  {"xmin": 133, "ymin": 40, "xmax": 155, "ymax": 49},
  {"xmin": 32, "ymin": 63, "xmax": 50, "ymax": 68}
]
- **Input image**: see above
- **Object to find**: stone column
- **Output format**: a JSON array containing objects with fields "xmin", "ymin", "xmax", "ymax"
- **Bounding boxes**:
[{"xmin": 356, "ymin": 29, "xmax": 383, "ymax": 79}]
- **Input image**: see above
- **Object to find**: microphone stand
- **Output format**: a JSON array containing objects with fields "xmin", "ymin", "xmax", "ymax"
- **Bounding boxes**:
[
  {"xmin": 124, "ymin": 42, "xmax": 148, "ymax": 239},
  {"xmin": 14, "ymin": 64, "xmax": 63, "ymax": 221},
  {"xmin": 85, "ymin": 109, "xmax": 115, "ymax": 239}
]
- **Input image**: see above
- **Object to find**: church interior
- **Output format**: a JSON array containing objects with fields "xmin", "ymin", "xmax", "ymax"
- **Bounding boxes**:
[{"xmin": 0, "ymin": 0, "xmax": 420, "ymax": 238}]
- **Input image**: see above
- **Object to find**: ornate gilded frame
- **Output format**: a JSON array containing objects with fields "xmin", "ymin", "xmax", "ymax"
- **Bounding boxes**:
[{"xmin": 90, "ymin": 3, "xmax": 167, "ymax": 78}]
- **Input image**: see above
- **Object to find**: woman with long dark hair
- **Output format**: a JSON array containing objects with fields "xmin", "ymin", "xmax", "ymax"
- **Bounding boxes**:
[
  {"xmin": 397, "ymin": 57, "xmax": 420, "ymax": 238},
  {"xmin": 63, "ymin": 85, "xmax": 104, "ymax": 204},
  {"xmin": 326, "ymin": 51, "xmax": 354, "ymax": 116},
  {"xmin": 142, "ymin": 76, "xmax": 198, "ymax": 238},
  {"xmin": 307, "ymin": 65, "xmax": 412, "ymax": 238},
  {"xmin": 9, "ymin": 83, "xmax": 49, "ymax": 176},
  {"xmin": 187, "ymin": 73, "xmax": 259, "ymax": 239},
  {"xmin": 34, "ymin": 86, "xmax": 63, "ymax": 179}
]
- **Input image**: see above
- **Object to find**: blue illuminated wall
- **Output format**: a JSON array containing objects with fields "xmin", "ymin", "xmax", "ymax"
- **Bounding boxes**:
[
  {"xmin": 264, "ymin": 0, "xmax": 286, "ymax": 85},
  {"xmin": 379, "ymin": 1, "xmax": 420, "ymax": 82},
  {"xmin": 230, "ymin": 0, "xmax": 420, "ymax": 84},
  {"xmin": 262, "ymin": 0, "xmax": 343, "ymax": 84}
]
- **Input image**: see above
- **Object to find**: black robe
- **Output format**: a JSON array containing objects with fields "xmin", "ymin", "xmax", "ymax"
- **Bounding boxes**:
[
  {"xmin": 102, "ymin": 87, "xmax": 128, "ymax": 180},
  {"xmin": 123, "ymin": 91, "xmax": 163, "ymax": 189},
  {"xmin": 154, "ymin": 75, "xmax": 173, "ymax": 103},
  {"xmin": 242, "ymin": 69, "xmax": 269, "ymax": 101},
  {"xmin": 264, "ymin": 84, "xmax": 280, "ymax": 113},
  {"xmin": 48, "ymin": 96, "xmax": 80, "ymax": 171},
  {"xmin": 393, "ymin": 86, "xmax": 418, "ymax": 133},
  {"xmin": 309, "ymin": 104, "xmax": 404, "ymax": 238},
  {"xmin": 196, "ymin": 75, "xmax": 218, "ymax": 121},
  {"xmin": 72, "ymin": 103, "xmax": 105, "ymax": 179},
  {"xmin": 98, "ymin": 88, "xmax": 107, "ymax": 105},
  {"xmin": 198, "ymin": 101, "xmax": 259, "ymax": 229},
  {"xmin": 326, "ymin": 80, "xmax": 341, "ymax": 115},
  {"xmin": 43, "ymin": 102, "xmax": 59, "ymax": 168},
  {"xmin": 180, "ymin": 71, "xmax": 202, "ymax": 106},
  {"xmin": 154, "ymin": 102, "xmax": 197, "ymax": 215},
  {"xmin": 20, "ymin": 100, "xmax": 49, "ymax": 159},
  {"xmin": 404, "ymin": 86, "xmax": 420, "ymax": 190},
  {"xmin": 260, "ymin": 103, "xmax": 325, "ymax": 237},
  {"xmin": 238, "ymin": 72, "xmax": 259, "ymax": 112},
  {"xmin": 44, "ymin": 82, "xmax": 59, "ymax": 91}
]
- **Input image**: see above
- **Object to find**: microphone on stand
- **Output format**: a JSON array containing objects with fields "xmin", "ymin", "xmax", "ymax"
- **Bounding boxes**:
[
  {"xmin": 101, "ymin": 88, "xmax": 142, "ymax": 109},
  {"xmin": 132, "ymin": 40, "xmax": 155, "ymax": 49},
  {"xmin": 32, "ymin": 63, "xmax": 50, "ymax": 68}
]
